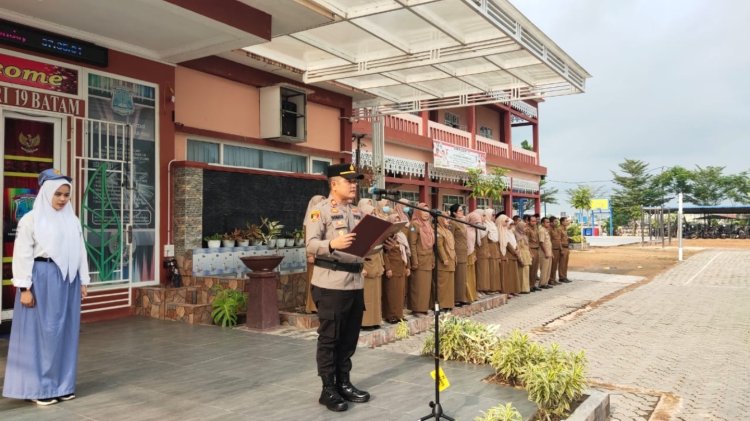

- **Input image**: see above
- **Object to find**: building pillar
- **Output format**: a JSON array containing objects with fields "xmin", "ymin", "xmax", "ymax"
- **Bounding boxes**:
[
  {"xmin": 421, "ymin": 110, "xmax": 429, "ymax": 137},
  {"xmin": 532, "ymin": 123, "xmax": 539, "ymax": 164},
  {"xmin": 468, "ymin": 105, "xmax": 476, "ymax": 149},
  {"xmin": 534, "ymin": 196, "xmax": 541, "ymax": 215},
  {"xmin": 468, "ymin": 196, "xmax": 477, "ymax": 212},
  {"xmin": 372, "ymin": 116, "xmax": 385, "ymax": 188}
]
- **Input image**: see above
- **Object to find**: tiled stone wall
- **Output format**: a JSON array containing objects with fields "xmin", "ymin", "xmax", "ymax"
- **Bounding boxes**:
[
  {"xmin": 173, "ymin": 167, "xmax": 203, "ymax": 258},
  {"xmin": 192, "ymin": 246, "xmax": 306, "ymax": 277}
]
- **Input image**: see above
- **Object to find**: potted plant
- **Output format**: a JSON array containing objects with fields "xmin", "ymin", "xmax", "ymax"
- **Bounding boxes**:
[
  {"xmin": 292, "ymin": 228, "xmax": 305, "ymax": 246},
  {"xmin": 283, "ymin": 231, "xmax": 295, "ymax": 247},
  {"xmin": 244, "ymin": 223, "xmax": 263, "ymax": 246},
  {"xmin": 204, "ymin": 233, "xmax": 221, "ymax": 249},
  {"xmin": 210, "ymin": 284, "xmax": 247, "ymax": 327},
  {"xmin": 232, "ymin": 228, "xmax": 250, "ymax": 247},
  {"xmin": 221, "ymin": 232, "xmax": 236, "ymax": 248},
  {"xmin": 260, "ymin": 217, "xmax": 284, "ymax": 247}
]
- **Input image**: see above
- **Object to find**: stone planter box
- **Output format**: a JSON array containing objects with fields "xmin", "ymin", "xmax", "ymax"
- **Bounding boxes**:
[{"xmin": 561, "ymin": 389, "xmax": 609, "ymax": 421}]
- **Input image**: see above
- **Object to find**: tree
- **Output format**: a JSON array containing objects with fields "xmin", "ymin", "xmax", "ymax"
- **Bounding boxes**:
[
  {"xmin": 465, "ymin": 167, "xmax": 508, "ymax": 202},
  {"xmin": 652, "ymin": 165, "xmax": 693, "ymax": 201},
  {"xmin": 688, "ymin": 166, "xmax": 732, "ymax": 206},
  {"xmin": 540, "ymin": 178, "xmax": 558, "ymax": 206},
  {"xmin": 568, "ymin": 185, "xmax": 593, "ymax": 212},
  {"xmin": 725, "ymin": 171, "xmax": 750, "ymax": 204},
  {"xmin": 521, "ymin": 140, "xmax": 533, "ymax": 151},
  {"xmin": 610, "ymin": 159, "xmax": 662, "ymax": 230}
]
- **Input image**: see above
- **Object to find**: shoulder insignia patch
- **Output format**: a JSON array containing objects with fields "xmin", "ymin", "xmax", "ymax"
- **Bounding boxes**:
[{"xmin": 310, "ymin": 210, "xmax": 321, "ymax": 221}]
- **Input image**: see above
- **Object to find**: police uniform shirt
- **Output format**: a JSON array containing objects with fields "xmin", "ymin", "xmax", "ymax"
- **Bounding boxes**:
[{"xmin": 305, "ymin": 197, "xmax": 365, "ymax": 290}]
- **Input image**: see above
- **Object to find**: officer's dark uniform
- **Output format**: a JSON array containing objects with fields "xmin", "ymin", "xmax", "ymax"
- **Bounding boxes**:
[{"xmin": 305, "ymin": 163, "xmax": 370, "ymax": 412}]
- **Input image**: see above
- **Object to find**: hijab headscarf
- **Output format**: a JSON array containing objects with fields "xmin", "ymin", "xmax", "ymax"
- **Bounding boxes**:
[
  {"xmin": 437, "ymin": 215, "xmax": 456, "ymax": 261},
  {"xmin": 465, "ymin": 210, "xmax": 483, "ymax": 255},
  {"xmin": 514, "ymin": 220, "xmax": 529, "ymax": 247},
  {"xmin": 33, "ymin": 178, "xmax": 83, "ymax": 282},
  {"xmin": 357, "ymin": 198, "xmax": 375, "ymax": 215},
  {"xmin": 388, "ymin": 213, "xmax": 410, "ymax": 265},
  {"xmin": 396, "ymin": 198, "xmax": 410, "ymax": 227},
  {"xmin": 410, "ymin": 202, "xmax": 434, "ymax": 250},
  {"xmin": 496, "ymin": 214, "xmax": 510, "ymax": 256},
  {"xmin": 483, "ymin": 208, "xmax": 498, "ymax": 242}
]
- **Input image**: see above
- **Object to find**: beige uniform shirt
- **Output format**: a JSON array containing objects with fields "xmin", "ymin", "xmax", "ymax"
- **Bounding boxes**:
[
  {"xmin": 539, "ymin": 225, "xmax": 552, "ymax": 257},
  {"xmin": 549, "ymin": 225, "xmax": 562, "ymax": 250},
  {"xmin": 305, "ymin": 197, "xmax": 364, "ymax": 290}
]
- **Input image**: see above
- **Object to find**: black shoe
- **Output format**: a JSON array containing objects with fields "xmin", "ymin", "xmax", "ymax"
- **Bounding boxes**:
[
  {"xmin": 541, "ymin": 285, "xmax": 552, "ymax": 289},
  {"xmin": 361, "ymin": 325, "xmax": 380, "ymax": 331},
  {"xmin": 519, "ymin": 291, "xmax": 530, "ymax": 294},
  {"xmin": 531, "ymin": 287, "xmax": 541, "ymax": 292},
  {"xmin": 337, "ymin": 373, "xmax": 370, "ymax": 403},
  {"xmin": 386, "ymin": 318, "xmax": 399, "ymax": 324},
  {"xmin": 560, "ymin": 278, "xmax": 572, "ymax": 283},
  {"xmin": 320, "ymin": 375, "xmax": 348, "ymax": 411}
]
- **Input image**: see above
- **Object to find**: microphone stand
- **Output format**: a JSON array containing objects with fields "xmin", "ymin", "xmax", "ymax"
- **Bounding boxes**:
[{"xmin": 377, "ymin": 194, "xmax": 485, "ymax": 421}]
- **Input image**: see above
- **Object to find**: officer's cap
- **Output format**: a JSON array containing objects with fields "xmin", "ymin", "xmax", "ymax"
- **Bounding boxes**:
[
  {"xmin": 38, "ymin": 168, "xmax": 72, "ymax": 186},
  {"xmin": 326, "ymin": 163, "xmax": 363, "ymax": 180}
]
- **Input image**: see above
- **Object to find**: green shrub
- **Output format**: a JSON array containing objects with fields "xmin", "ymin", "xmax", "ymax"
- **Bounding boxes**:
[
  {"xmin": 520, "ymin": 345, "xmax": 588, "ymax": 420},
  {"xmin": 474, "ymin": 402, "xmax": 523, "ymax": 421},
  {"xmin": 210, "ymin": 285, "xmax": 247, "ymax": 327},
  {"xmin": 395, "ymin": 320, "xmax": 410, "ymax": 340},
  {"xmin": 489, "ymin": 329, "xmax": 545, "ymax": 385},
  {"xmin": 422, "ymin": 315, "xmax": 499, "ymax": 364}
]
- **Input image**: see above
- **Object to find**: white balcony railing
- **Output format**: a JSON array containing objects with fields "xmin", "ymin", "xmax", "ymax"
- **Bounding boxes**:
[
  {"xmin": 475, "ymin": 135, "xmax": 509, "ymax": 159},
  {"xmin": 512, "ymin": 147, "xmax": 537, "ymax": 165},
  {"xmin": 385, "ymin": 113, "xmax": 422, "ymax": 135},
  {"xmin": 428, "ymin": 120, "xmax": 471, "ymax": 148}
]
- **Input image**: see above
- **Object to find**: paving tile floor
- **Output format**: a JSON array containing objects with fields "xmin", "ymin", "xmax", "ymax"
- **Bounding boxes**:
[{"xmin": 0, "ymin": 317, "xmax": 536, "ymax": 421}]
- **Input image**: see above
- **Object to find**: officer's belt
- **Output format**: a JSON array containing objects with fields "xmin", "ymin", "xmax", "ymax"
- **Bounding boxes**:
[
  {"xmin": 314, "ymin": 258, "xmax": 363, "ymax": 274},
  {"xmin": 530, "ymin": 246, "xmax": 540, "ymax": 249}
]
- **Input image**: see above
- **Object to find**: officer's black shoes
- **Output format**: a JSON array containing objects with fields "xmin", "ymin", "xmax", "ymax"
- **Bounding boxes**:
[
  {"xmin": 320, "ymin": 375, "xmax": 348, "ymax": 411},
  {"xmin": 560, "ymin": 278, "xmax": 572, "ymax": 283},
  {"xmin": 337, "ymin": 372, "xmax": 371, "ymax": 403}
]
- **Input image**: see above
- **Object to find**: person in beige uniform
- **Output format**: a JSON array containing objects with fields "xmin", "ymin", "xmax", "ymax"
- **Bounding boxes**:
[
  {"xmin": 497, "ymin": 215, "xmax": 520, "ymax": 295},
  {"xmin": 484, "ymin": 209, "xmax": 502, "ymax": 293},
  {"xmin": 305, "ymin": 163, "xmax": 369, "ymax": 412},
  {"xmin": 465, "ymin": 210, "xmax": 482, "ymax": 302},
  {"xmin": 548, "ymin": 216, "xmax": 561, "ymax": 285},
  {"xmin": 538, "ymin": 217, "xmax": 553, "ymax": 289},
  {"xmin": 408, "ymin": 203, "xmax": 435, "ymax": 315},
  {"xmin": 514, "ymin": 220, "xmax": 532, "ymax": 293},
  {"xmin": 383, "ymin": 213, "xmax": 410, "ymax": 323},
  {"xmin": 525, "ymin": 215, "xmax": 541, "ymax": 292},
  {"xmin": 436, "ymin": 214, "xmax": 456, "ymax": 310},
  {"xmin": 357, "ymin": 199, "xmax": 386, "ymax": 329},
  {"xmin": 448, "ymin": 204, "xmax": 468, "ymax": 305},
  {"xmin": 473, "ymin": 210, "xmax": 491, "ymax": 293},
  {"xmin": 304, "ymin": 195, "xmax": 326, "ymax": 313},
  {"xmin": 558, "ymin": 217, "xmax": 572, "ymax": 283}
]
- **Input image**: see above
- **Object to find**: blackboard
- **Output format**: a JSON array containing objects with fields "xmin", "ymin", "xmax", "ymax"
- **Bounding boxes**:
[{"xmin": 202, "ymin": 170, "xmax": 328, "ymax": 239}]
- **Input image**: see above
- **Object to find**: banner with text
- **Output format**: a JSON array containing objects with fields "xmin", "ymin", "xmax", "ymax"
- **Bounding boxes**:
[
  {"xmin": 0, "ymin": 52, "xmax": 78, "ymax": 94},
  {"xmin": 432, "ymin": 140, "xmax": 486, "ymax": 173}
]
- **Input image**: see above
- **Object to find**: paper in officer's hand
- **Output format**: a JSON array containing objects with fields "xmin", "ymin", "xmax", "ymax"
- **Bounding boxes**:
[{"xmin": 340, "ymin": 214, "xmax": 407, "ymax": 258}]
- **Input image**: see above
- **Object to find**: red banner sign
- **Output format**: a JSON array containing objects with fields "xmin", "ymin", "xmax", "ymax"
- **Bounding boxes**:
[
  {"xmin": 0, "ymin": 85, "xmax": 84, "ymax": 116},
  {"xmin": 0, "ymin": 52, "xmax": 78, "ymax": 94}
]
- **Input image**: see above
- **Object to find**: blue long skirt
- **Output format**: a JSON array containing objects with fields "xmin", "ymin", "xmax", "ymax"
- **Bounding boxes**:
[{"xmin": 2, "ymin": 261, "xmax": 82, "ymax": 399}]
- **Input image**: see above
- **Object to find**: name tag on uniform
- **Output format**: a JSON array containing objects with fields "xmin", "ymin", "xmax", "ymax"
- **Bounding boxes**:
[{"xmin": 331, "ymin": 214, "xmax": 344, "ymax": 220}]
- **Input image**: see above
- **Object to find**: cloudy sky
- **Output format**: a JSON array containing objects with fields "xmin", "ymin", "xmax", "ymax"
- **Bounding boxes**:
[{"xmin": 509, "ymin": 0, "xmax": 750, "ymax": 215}]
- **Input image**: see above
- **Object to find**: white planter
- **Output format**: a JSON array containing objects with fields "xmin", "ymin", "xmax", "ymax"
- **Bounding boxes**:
[
  {"xmin": 286, "ymin": 238, "xmax": 295, "ymax": 247},
  {"xmin": 295, "ymin": 238, "xmax": 305, "ymax": 246},
  {"xmin": 251, "ymin": 239, "xmax": 262, "ymax": 246},
  {"xmin": 222, "ymin": 239, "xmax": 236, "ymax": 248},
  {"xmin": 207, "ymin": 240, "xmax": 221, "ymax": 249},
  {"xmin": 237, "ymin": 240, "xmax": 250, "ymax": 247},
  {"xmin": 276, "ymin": 238, "xmax": 287, "ymax": 248}
]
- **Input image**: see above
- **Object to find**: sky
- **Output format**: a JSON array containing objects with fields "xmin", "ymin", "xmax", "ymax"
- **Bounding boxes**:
[{"xmin": 508, "ymin": 0, "xmax": 750, "ymax": 215}]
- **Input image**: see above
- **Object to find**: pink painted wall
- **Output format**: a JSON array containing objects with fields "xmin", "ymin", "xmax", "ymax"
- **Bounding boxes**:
[
  {"xmin": 175, "ymin": 66, "xmax": 260, "ymax": 138},
  {"xmin": 475, "ymin": 106, "xmax": 501, "ymax": 140},
  {"xmin": 384, "ymin": 142, "xmax": 431, "ymax": 162},
  {"xmin": 307, "ymin": 102, "xmax": 341, "ymax": 152},
  {"xmin": 437, "ymin": 108, "xmax": 468, "ymax": 129}
]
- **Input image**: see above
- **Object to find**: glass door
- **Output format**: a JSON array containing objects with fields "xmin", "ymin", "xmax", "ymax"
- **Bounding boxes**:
[{"xmin": 1, "ymin": 112, "xmax": 62, "ymax": 322}]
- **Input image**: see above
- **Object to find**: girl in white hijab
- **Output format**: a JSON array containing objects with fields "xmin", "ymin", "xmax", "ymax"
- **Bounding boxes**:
[{"xmin": 4, "ymin": 170, "xmax": 90, "ymax": 405}]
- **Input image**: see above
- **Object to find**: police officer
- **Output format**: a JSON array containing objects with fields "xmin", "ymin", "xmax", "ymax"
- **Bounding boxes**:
[{"xmin": 305, "ymin": 163, "xmax": 369, "ymax": 412}]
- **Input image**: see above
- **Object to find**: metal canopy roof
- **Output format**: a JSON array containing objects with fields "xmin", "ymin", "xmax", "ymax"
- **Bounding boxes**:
[{"xmin": 243, "ymin": 0, "xmax": 590, "ymax": 114}]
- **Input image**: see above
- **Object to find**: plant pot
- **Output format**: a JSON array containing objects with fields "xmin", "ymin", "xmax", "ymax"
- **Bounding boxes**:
[
  {"xmin": 222, "ymin": 239, "xmax": 236, "ymax": 248},
  {"xmin": 286, "ymin": 238, "xmax": 295, "ymax": 247},
  {"xmin": 295, "ymin": 238, "xmax": 305, "ymax": 246},
  {"xmin": 207, "ymin": 240, "xmax": 221, "ymax": 249},
  {"xmin": 251, "ymin": 239, "xmax": 262, "ymax": 246},
  {"xmin": 237, "ymin": 240, "xmax": 250, "ymax": 247},
  {"xmin": 276, "ymin": 238, "xmax": 287, "ymax": 248}
]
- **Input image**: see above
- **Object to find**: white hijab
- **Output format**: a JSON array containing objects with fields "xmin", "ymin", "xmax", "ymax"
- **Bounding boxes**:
[
  {"xmin": 33, "ymin": 179, "xmax": 83, "ymax": 282},
  {"xmin": 484, "ymin": 208, "xmax": 498, "ymax": 242}
]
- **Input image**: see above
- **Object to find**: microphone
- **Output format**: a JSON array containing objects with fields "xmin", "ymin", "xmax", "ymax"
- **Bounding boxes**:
[{"xmin": 368, "ymin": 187, "xmax": 401, "ymax": 197}]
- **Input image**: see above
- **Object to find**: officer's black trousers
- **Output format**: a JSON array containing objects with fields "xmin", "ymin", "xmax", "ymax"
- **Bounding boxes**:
[{"xmin": 312, "ymin": 286, "xmax": 365, "ymax": 377}]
